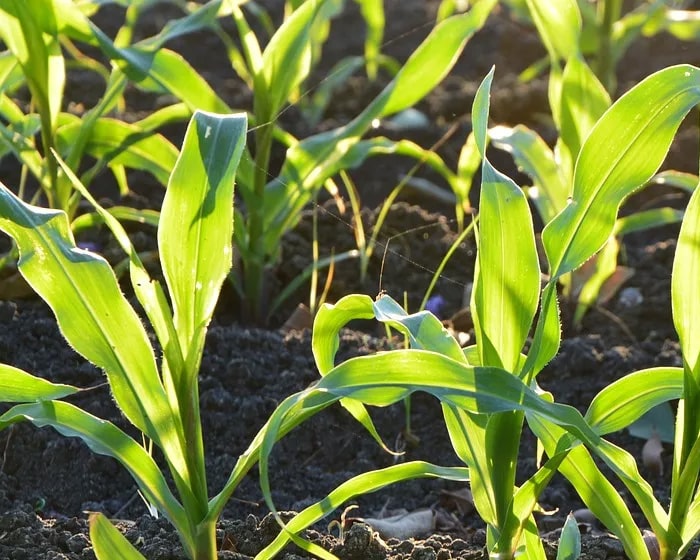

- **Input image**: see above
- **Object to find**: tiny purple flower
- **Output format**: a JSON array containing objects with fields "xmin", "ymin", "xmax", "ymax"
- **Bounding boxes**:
[
  {"xmin": 77, "ymin": 241, "xmax": 101, "ymax": 253},
  {"xmin": 425, "ymin": 294, "xmax": 446, "ymax": 318}
]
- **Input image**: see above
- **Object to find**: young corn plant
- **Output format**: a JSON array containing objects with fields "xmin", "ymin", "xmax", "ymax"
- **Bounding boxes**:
[
  {"xmin": 491, "ymin": 0, "xmax": 687, "ymax": 328},
  {"xmin": 252, "ymin": 62, "xmax": 700, "ymax": 559},
  {"xmin": 0, "ymin": 0, "xmax": 244, "ymax": 295},
  {"xmin": 0, "ymin": 110, "xmax": 247, "ymax": 558},
  {"xmin": 0, "ymin": 0, "xmax": 187, "ymax": 219},
  {"xmin": 242, "ymin": 68, "xmax": 592, "ymax": 560},
  {"xmin": 507, "ymin": 0, "xmax": 700, "ymax": 93},
  {"xmin": 218, "ymin": 0, "xmax": 497, "ymax": 321},
  {"xmin": 523, "ymin": 62, "xmax": 700, "ymax": 559},
  {"xmin": 0, "ymin": 110, "xmax": 318, "ymax": 560}
]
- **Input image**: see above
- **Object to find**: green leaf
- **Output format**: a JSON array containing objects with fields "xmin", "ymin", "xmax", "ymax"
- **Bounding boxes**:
[
  {"xmin": 0, "ymin": 184, "xmax": 191, "ymax": 505},
  {"xmin": 231, "ymin": 3, "xmax": 264, "ymax": 79},
  {"xmin": 499, "ymin": 453, "xmax": 565, "ymax": 553},
  {"xmin": 673, "ymin": 184, "xmax": 700, "ymax": 377},
  {"xmin": 71, "ymin": 206, "xmax": 160, "ymax": 233},
  {"xmin": 89, "ymin": 513, "xmax": 147, "ymax": 560},
  {"xmin": 57, "ymin": 116, "xmax": 178, "ymax": 186},
  {"xmin": 0, "ymin": 401, "xmax": 188, "ymax": 540},
  {"xmin": 312, "ymin": 294, "xmax": 377, "ymax": 375},
  {"xmin": 489, "ymin": 125, "xmax": 569, "ymax": 223},
  {"xmin": 372, "ymin": 295, "xmax": 465, "ymax": 363},
  {"xmin": 615, "ymin": 207, "xmax": 685, "ymax": 236},
  {"xmin": 442, "ymin": 405, "xmax": 497, "ymax": 525},
  {"xmin": 159, "ymin": 111, "xmax": 247, "ymax": 371},
  {"xmin": 0, "ymin": 0, "xmax": 65, "ymax": 131},
  {"xmin": 557, "ymin": 513, "xmax": 581, "ymax": 560},
  {"xmin": 0, "ymin": 186, "xmax": 159, "ymax": 437},
  {"xmin": 380, "ymin": 0, "xmax": 496, "ymax": 117},
  {"xmin": 524, "ymin": 0, "xmax": 581, "ymax": 62},
  {"xmin": 557, "ymin": 54, "xmax": 610, "ymax": 176},
  {"xmin": 311, "ymin": 293, "xmax": 397, "ymax": 454},
  {"xmin": 256, "ymin": 0, "xmax": 321, "ymax": 119},
  {"xmin": 672, "ymin": 174, "xmax": 700, "ymax": 517},
  {"xmin": 585, "ymin": 367, "xmax": 683, "ymax": 435},
  {"xmin": 256, "ymin": 461, "xmax": 469, "ymax": 559},
  {"xmin": 472, "ymin": 69, "xmax": 540, "ymax": 372},
  {"xmin": 0, "ymin": 365, "xmax": 78, "ymax": 401},
  {"xmin": 543, "ymin": 64, "xmax": 700, "ymax": 279},
  {"xmin": 651, "ymin": 170, "xmax": 699, "ymax": 193},
  {"xmin": 92, "ymin": 25, "xmax": 229, "ymax": 113},
  {"xmin": 54, "ymin": 152, "xmax": 184, "ymax": 423}
]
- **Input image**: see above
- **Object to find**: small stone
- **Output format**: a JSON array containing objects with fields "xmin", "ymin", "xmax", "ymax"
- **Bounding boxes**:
[
  {"xmin": 66, "ymin": 533, "xmax": 89, "ymax": 553},
  {"xmin": 618, "ymin": 287, "xmax": 643, "ymax": 308}
]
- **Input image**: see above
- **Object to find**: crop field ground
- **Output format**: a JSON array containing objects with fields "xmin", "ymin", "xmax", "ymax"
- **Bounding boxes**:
[{"xmin": 0, "ymin": 0, "xmax": 700, "ymax": 559}]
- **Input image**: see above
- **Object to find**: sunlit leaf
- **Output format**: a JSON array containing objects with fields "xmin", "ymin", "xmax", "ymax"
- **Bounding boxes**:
[{"xmin": 89, "ymin": 513, "xmax": 147, "ymax": 560}]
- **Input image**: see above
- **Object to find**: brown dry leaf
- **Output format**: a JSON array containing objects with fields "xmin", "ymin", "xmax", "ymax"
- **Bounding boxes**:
[
  {"xmin": 357, "ymin": 509, "xmax": 435, "ymax": 540},
  {"xmin": 642, "ymin": 430, "xmax": 664, "ymax": 477},
  {"xmin": 280, "ymin": 303, "xmax": 313, "ymax": 334},
  {"xmin": 643, "ymin": 529, "xmax": 661, "ymax": 560},
  {"xmin": 597, "ymin": 266, "xmax": 636, "ymax": 305}
]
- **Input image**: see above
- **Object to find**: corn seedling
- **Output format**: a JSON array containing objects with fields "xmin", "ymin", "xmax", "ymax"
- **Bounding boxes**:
[
  {"xmin": 0, "ymin": 0, "xmax": 252, "ymax": 295},
  {"xmin": 0, "ymin": 1, "xmax": 206, "ymax": 218},
  {"xmin": 0, "ymin": 110, "xmax": 339, "ymax": 560},
  {"xmin": 249, "ymin": 61, "xmax": 700, "ymax": 559},
  {"xmin": 510, "ymin": 0, "xmax": 700, "ymax": 93},
  {"xmin": 490, "ymin": 0, "xmax": 688, "ymax": 329},
  {"xmin": 518, "ymin": 59, "xmax": 700, "ymax": 559},
  {"xmin": 213, "ymin": 0, "xmax": 498, "ymax": 322}
]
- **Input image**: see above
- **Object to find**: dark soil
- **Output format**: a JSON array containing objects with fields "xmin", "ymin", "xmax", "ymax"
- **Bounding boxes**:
[{"xmin": 1, "ymin": 1, "xmax": 699, "ymax": 559}]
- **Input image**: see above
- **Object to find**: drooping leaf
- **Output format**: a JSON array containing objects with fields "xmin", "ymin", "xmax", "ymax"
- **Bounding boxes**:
[
  {"xmin": 261, "ymin": 0, "xmax": 496, "ymax": 247},
  {"xmin": 0, "ymin": 365, "xmax": 78, "ymax": 401},
  {"xmin": 57, "ymin": 116, "xmax": 178, "ymax": 186},
  {"xmin": 0, "ymin": 182, "xmax": 191, "ymax": 503},
  {"xmin": 0, "ymin": 401, "xmax": 188, "ymax": 539},
  {"xmin": 585, "ymin": 372, "xmax": 684, "ymax": 437},
  {"xmin": 372, "ymin": 295, "xmax": 466, "ymax": 363}
]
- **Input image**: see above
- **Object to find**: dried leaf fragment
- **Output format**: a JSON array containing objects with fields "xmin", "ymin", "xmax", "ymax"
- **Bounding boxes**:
[
  {"xmin": 358, "ymin": 509, "xmax": 435, "ymax": 540},
  {"xmin": 642, "ymin": 430, "xmax": 664, "ymax": 477}
]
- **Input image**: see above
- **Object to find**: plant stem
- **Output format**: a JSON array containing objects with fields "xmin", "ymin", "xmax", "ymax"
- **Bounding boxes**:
[
  {"xmin": 596, "ymin": 0, "xmax": 622, "ymax": 93},
  {"xmin": 245, "ymin": 121, "xmax": 274, "ymax": 322},
  {"xmin": 191, "ymin": 519, "xmax": 217, "ymax": 560}
]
